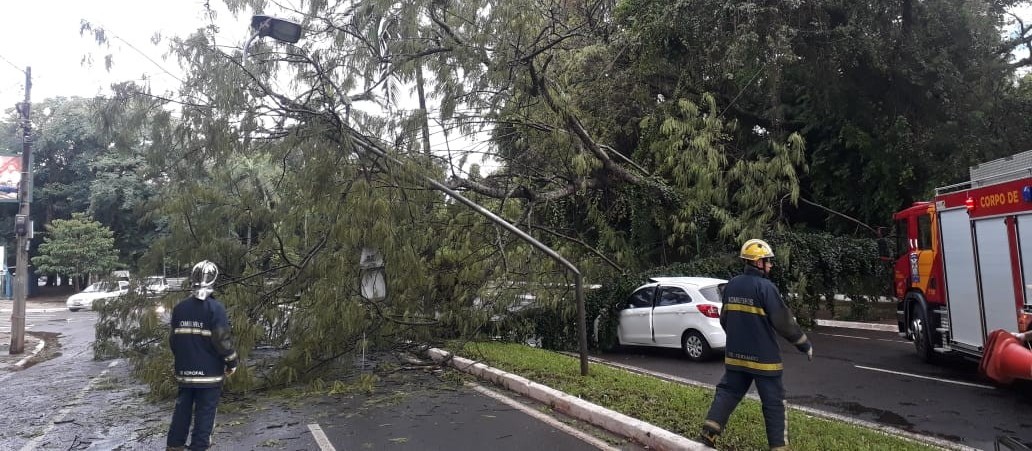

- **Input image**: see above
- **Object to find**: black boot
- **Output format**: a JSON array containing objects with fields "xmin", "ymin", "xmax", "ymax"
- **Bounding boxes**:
[{"xmin": 698, "ymin": 420, "xmax": 721, "ymax": 448}]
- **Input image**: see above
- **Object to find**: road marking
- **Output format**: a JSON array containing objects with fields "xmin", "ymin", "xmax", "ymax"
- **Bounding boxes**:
[
  {"xmin": 467, "ymin": 383, "xmax": 621, "ymax": 451},
  {"xmin": 307, "ymin": 423, "xmax": 337, "ymax": 451},
  {"xmin": 817, "ymin": 332, "xmax": 910, "ymax": 344},
  {"xmin": 854, "ymin": 365, "xmax": 995, "ymax": 389},
  {"xmin": 816, "ymin": 319, "xmax": 898, "ymax": 332},
  {"xmin": 19, "ymin": 363, "xmax": 119, "ymax": 451}
]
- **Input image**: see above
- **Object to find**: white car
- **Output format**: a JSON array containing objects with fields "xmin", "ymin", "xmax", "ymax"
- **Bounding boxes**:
[
  {"xmin": 66, "ymin": 280, "xmax": 130, "ymax": 312},
  {"xmin": 615, "ymin": 276, "xmax": 727, "ymax": 361},
  {"xmin": 141, "ymin": 276, "xmax": 169, "ymax": 297}
]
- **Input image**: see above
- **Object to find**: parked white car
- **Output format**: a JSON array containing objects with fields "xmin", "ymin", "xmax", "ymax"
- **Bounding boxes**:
[
  {"xmin": 66, "ymin": 280, "xmax": 130, "ymax": 312},
  {"xmin": 615, "ymin": 276, "xmax": 727, "ymax": 361},
  {"xmin": 141, "ymin": 276, "xmax": 169, "ymax": 297}
]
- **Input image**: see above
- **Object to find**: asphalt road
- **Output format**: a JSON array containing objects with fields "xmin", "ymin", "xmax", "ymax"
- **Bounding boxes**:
[
  {"xmin": 0, "ymin": 304, "xmax": 640, "ymax": 450},
  {"xmin": 596, "ymin": 325, "xmax": 1032, "ymax": 450}
]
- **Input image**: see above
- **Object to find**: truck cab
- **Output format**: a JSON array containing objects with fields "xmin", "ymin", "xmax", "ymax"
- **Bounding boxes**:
[
  {"xmin": 888, "ymin": 150, "xmax": 1032, "ymax": 368},
  {"xmin": 890, "ymin": 201, "xmax": 947, "ymax": 362}
]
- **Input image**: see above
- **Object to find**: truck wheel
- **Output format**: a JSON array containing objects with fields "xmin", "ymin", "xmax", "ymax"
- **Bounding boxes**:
[
  {"xmin": 682, "ymin": 330, "xmax": 712, "ymax": 362},
  {"xmin": 910, "ymin": 306, "xmax": 935, "ymax": 363}
]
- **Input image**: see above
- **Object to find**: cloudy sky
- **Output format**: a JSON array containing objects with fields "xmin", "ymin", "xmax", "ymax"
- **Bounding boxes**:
[
  {"xmin": 0, "ymin": 0, "xmax": 239, "ymax": 111},
  {"xmin": 0, "ymin": 2, "xmax": 1029, "ymax": 116}
]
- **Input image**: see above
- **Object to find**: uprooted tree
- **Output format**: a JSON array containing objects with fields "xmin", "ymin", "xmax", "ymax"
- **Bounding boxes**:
[{"xmin": 82, "ymin": 0, "xmax": 1032, "ymax": 392}]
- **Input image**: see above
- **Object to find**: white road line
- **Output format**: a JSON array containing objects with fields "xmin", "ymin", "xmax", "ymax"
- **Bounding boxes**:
[
  {"xmin": 816, "ymin": 319, "xmax": 898, "ymax": 332},
  {"xmin": 467, "ymin": 383, "xmax": 621, "ymax": 451},
  {"xmin": 854, "ymin": 365, "xmax": 995, "ymax": 389},
  {"xmin": 19, "ymin": 363, "xmax": 118, "ymax": 451},
  {"xmin": 307, "ymin": 423, "xmax": 337, "ymax": 451},
  {"xmin": 816, "ymin": 332, "xmax": 910, "ymax": 344}
]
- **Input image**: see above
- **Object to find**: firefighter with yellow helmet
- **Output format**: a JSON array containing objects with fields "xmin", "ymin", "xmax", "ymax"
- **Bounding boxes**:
[{"xmin": 698, "ymin": 239, "xmax": 813, "ymax": 450}]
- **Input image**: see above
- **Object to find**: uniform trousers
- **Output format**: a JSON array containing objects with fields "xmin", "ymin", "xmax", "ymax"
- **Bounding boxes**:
[
  {"xmin": 705, "ymin": 369, "xmax": 788, "ymax": 448},
  {"xmin": 167, "ymin": 385, "xmax": 222, "ymax": 450}
]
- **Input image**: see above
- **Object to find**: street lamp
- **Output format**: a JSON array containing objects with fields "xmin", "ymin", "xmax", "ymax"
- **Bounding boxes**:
[
  {"xmin": 242, "ymin": 15, "xmax": 303, "ymax": 62},
  {"xmin": 238, "ymin": 16, "xmax": 590, "ymax": 375},
  {"xmin": 359, "ymin": 247, "xmax": 386, "ymax": 301}
]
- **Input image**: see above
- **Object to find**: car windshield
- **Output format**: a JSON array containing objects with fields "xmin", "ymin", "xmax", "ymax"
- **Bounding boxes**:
[
  {"xmin": 698, "ymin": 284, "xmax": 724, "ymax": 303},
  {"xmin": 84, "ymin": 281, "xmax": 121, "ymax": 293}
]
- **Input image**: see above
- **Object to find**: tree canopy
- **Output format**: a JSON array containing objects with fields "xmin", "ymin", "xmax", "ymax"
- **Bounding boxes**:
[
  {"xmin": 61, "ymin": 0, "xmax": 1032, "ymax": 388},
  {"xmin": 31, "ymin": 212, "xmax": 121, "ymax": 287}
]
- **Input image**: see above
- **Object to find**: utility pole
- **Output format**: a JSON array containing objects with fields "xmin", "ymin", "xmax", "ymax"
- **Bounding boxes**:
[{"xmin": 10, "ymin": 67, "xmax": 31, "ymax": 355}]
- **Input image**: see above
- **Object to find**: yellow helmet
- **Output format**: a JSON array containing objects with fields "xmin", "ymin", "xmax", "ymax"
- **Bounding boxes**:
[{"xmin": 740, "ymin": 239, "xmax": 774, "ymax": 261}]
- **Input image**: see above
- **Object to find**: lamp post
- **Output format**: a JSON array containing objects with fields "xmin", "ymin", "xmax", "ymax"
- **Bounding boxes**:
[{"xmin": 242, "ymin": 17, "xmax": 589, "ymax": 375}]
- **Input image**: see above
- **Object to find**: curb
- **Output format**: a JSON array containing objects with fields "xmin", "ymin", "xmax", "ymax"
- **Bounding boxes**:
[
  {"xmin": 14, "ymin": 336, "xmax": 45, "ymax": 368},
  {"xmin": 816, "ymin": 319, "xmax": 898, "ymax": 332},
  {"xmin": 579, "ymin": 355, "xmax": 976, "ymax": 451},
  {"xmin": 427, "ymin": 348, "xmax": 708, "ymax": 451}
]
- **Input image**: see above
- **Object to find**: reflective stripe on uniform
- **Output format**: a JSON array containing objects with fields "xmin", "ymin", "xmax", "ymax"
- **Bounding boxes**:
[
  {"xmin": 724, "ymin": 304, "xmax": 766, "ymax": 316},
  {"xmin": 176, "ymin": 375, "xmax": 224, "ymax": 384},
  {"xmin": 224, "ymin": 352, "xmax": 237, "ymax": 362},
  {"xmin": 724, "ymin": 356, "xmax": 783, "ymax": 371},
  {"xmin": 174, "ymin": 327, "xmax": 212, "ymax": 336}
]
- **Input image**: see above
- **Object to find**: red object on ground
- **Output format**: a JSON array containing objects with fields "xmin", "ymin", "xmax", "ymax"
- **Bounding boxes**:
[{"xmin": 979, "ymin": 329, "xmax": 1032, "ymax": 384}]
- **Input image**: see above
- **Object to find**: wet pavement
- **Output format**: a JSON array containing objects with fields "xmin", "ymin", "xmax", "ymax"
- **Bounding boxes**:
[
  {"xmin": 0, "ymin": 297, "xmax": 71, "ymax": 370},
  {"xmin": 0, "ymin": 297, "xmax": 641, "ymax": 450}
]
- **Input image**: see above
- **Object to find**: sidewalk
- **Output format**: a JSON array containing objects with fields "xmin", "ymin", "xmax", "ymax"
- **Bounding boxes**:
[{"xmin": 0, "ymin": 296, "xmax": 68, "ymax": 370}]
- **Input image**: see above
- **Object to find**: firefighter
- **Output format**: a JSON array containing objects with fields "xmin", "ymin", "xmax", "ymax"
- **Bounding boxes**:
[
  {"xmin": 698, "ymin": 239, "xmax": 813, "ymax": 450},
  {"xmin": 166, "ymin": 260, "xmax": 238, "ymax": 451}
]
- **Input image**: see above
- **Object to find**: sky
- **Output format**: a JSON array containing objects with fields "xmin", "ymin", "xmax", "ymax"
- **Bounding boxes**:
[
  {"xmin": 0, "ymin": 1, "xmax": 238, "ymax": 112},
  {"xmin": 0, "ymin": 2, "xmax": 1029, "ymax": 126}
]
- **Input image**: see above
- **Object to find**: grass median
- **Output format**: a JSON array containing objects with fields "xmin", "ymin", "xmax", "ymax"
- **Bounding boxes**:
[{"xmin": 457, "ymin": 342, "xmax": 939, "ymax": 451}]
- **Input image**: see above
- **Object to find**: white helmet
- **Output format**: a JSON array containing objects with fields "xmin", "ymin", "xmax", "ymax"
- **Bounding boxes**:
[{"xmin": 190, "ymin": 260, "xmax": 219, "ymax": 299}]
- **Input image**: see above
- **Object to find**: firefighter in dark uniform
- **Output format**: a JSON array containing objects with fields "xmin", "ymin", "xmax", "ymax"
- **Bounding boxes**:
[
  {"xmin": 698, "ymin": 239, "xmax": 813, "ymax": 450},
  {"xmin": 166, "ymin": 260, "xmax": 238, "ymax": 451}
]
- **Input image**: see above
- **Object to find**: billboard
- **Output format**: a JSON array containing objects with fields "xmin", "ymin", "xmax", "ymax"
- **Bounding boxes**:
[{"xmin": 0, "ymin": 156, "xmax": 20, "ymax": 203}]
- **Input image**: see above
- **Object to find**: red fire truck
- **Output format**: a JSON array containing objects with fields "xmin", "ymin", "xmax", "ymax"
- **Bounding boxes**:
[{"xmin": 887, "ymin": 151, "xmax": 1032, "ymax": 377}]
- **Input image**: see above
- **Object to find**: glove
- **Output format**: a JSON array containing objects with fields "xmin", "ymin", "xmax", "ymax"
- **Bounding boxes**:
[{"xmin": 796, "ymin": 341, "xmax": 813, "ymax": 361}]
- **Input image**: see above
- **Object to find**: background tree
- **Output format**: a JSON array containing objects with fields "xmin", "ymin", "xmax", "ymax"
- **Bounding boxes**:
[{"xmin": 32, "ymin": 212, "xmax": 121, "ymax": 289}]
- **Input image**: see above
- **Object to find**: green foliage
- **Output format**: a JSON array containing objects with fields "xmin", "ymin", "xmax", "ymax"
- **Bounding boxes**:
[
  {"xmin": 32, "ymin": 212, "xmax": 121, "ymax": 284},
  {"xmin": 615, "ymin": 0, "xmax": 1032, "ymax": 230},
  {"xmin": 462, "ymin": 342, "xmax": 937, "ymax": 451},
  {"xmin": 93, "ymin": 287, "xmax": 179, "ymax": 399},
  {"xmin": 79, "ymin": 0, "xmax": 1025, "ymax": 398}
]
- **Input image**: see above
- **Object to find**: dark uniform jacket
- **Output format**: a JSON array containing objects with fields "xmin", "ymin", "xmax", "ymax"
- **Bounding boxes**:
[
  {"xmin": 720, "ymin": 265, "xmax": 811, "ymax": 376},
  {"xmin": 169, "ymin": 295, "xmax": 238, "ymax": 387}
]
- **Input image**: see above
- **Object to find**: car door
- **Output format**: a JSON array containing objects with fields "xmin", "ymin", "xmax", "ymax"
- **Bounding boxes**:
[
  {"xmin": 618, "ymin": 286, "xmax": 655, "ymax": 344},
  {"xmin": 651, "ymin": 286, "xmax": 694, "ymax": 346}
]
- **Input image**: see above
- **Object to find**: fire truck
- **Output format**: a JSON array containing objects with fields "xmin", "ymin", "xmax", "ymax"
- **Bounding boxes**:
[{"xmin": 887, "ymin": 150, "xmax": 1032, "ymax": 379}]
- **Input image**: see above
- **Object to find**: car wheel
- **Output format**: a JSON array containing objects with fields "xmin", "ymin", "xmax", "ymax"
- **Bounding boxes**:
[
  {"xmin": 69, "ymin": 308, "xmax": 81, "ymax": 312},
  {"xmin": 682, "ymin": 330, "xmax": 712, "ymax": 362}
]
